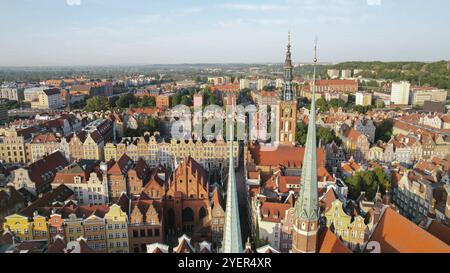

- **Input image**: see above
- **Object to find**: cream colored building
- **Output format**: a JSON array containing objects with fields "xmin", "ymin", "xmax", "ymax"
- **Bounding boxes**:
[
  {"xmin": 31, "ymin": 89, "xmax": 62, "ymax": 110},
  {"xmin": 356, "ymin": 92, "xmax": 373, "ymax": 107},
  {"xmin": 25, "ymin": 134, "xmax": 61, "ymax": 163},
  {"xmin": 410, "ymin": 89, "xmax": 447, "ymax": 106},
  {"xmin": 391, "ymin": 81, "xmax": 410, "ymax": 105},
  {"xmin": 0, "ymin": 129, "xmax": 27, "ymax": 164},
  {"xmin": 104, "ymin": 134, "xmax": 238, "ymax": 171}
]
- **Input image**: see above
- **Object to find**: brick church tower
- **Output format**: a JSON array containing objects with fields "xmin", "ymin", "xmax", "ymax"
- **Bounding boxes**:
[{"xmin": 278, "ymin": 32, "xmax": 297, "ymax": 146}]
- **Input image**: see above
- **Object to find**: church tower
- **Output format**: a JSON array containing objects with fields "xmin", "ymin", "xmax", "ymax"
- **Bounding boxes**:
[
  {"xmin": 278, "ymin": 32, "xmax": 297, "ymax": 146},
  {"xmin": 222, "ymin": 119, "xmax": 243, "ymax": 253},
  {"xmin": 291, "ymin": 41, "xmax": 320, "ymax": 253}
]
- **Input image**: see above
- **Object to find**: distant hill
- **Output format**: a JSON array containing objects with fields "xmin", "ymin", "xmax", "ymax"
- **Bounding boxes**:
[{"xmin": 328, "ymin": 61, "xmax": 450, "ymax": 89}]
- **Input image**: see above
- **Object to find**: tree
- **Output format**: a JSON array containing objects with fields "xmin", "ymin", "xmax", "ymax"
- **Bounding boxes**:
[
  {"xmin": 85, "ymin": 96, "xmax": 110, "ymax": 112},
  {"xmin": 375, "ymin": 119, "xmax": 394, "ymax": 142},
  {"xmin": 345, "ymin": 168, "xmax": 390, "ymax": 200},
  {"xmin": 115, "ymin": 93, "xmax": 135, "ymax": 108},
  {"xmin": 375, "ymin": 100, "xmax": 385, "ymax": 109},
  {"xmin": 263, "ymin": 85, "xmax": 275, "ymax": 92},
  {"xmin": 171, "ymin": 92, "xmax": 183, "ymax": 107},
  {"xmin": 238, "ymin": 88, "xmax": 252, "ymax": 104},
  {"xmin": 316, "ymin": 97, "xmax": 329, "ymax": 113},
  {"xmin": 317, "ymin": 127, "xmax": 342, "ymax": 146},
  {"xmin": 296, "ymin": 121, "xmax": 308, "ymax": 146},
  {"xmin": 180, "ymin": 95, "xmax": 192, "ymax": 106},
  {"xmin": 297, "ymin": 121, "xmax": 342, "ymax": 146},
  {"xmin": 353, "ymin": 105, "xmax": 374, "ymax": 114},
  {"xmin": 328, "ymin": 98, "xmax": 347, "ymax": 109},
  {"xmin": 137, "ymin": 96, "xmax": 156, "ymax": 108}
]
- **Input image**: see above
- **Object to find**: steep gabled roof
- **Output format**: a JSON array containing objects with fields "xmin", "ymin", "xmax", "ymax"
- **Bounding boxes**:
[
  {"xmin": 20, "ymin": 184, "xmax": 74, "ymax": 218},
  {"xmin": 364, "ymin": 208, "xmax": 450, "ymax": 253},
  {"xmin": 28, "ymin": 151, "xmax": 69, "ymax": 188},
  {"xmin": 108, "ymin": 154, "xmax": 133, "ymax": 175},
  {"xmin": 174, "ymin": 234, "xmax": 195, "ymax": 253},
  {"xmin": 318, "ymin": 228, "xmax": 352, "ymax": 253},
  {"xmin": 47, "ymin": 236, "xmax": 66, "ymax": 253}
]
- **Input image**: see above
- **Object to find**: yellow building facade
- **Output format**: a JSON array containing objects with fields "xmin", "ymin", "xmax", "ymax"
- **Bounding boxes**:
[{"xmin": 104, "ymin": 204, "xmax": 129, "ymax": 253}]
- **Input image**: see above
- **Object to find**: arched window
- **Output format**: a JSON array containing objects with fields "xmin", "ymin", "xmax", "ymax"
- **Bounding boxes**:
[
  {"xmin": 182, "ymin": 207, "xmax": 194, "ymax": 222},
  {"xmin": 167, "ymin": 209, "xmax": 175, "ymax": 227},
  {"xmin": 199, "ymin": 207, "xmax": 207, "ymax": 220}
]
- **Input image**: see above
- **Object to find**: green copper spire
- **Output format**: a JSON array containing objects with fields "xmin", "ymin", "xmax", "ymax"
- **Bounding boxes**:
[
  {"xmin": 222, "ymin": 119, "xmax": 243, "ymax": 253},
  {"xmin": 282, "ymin": 31, "xmax": 294, "ymax": 101},
  {"xmin": 295, "ymin": 39, "xmax": 319, "ymax": 221}
]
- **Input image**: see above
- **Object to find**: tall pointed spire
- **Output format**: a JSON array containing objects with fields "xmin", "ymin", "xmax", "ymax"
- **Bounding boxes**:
[
  {"xmin": 222, "ymin": 119, "xmax": 243, "ymax": 253},
  {"xmin": 296, "ymin": 38, "xmax": 319, "ymax": 221},
  {"xmin": 282, "ymin": 31, "xmax": 294, "ymax": 101},
  {"xmin": 292, "ymin": 39, "xmax": 320, "ymax": 253}
]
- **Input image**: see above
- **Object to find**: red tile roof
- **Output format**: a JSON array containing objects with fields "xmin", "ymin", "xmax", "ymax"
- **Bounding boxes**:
[
  {"xmin": 320, "ymin": 187, "xmax": 338, "ymax": 213},
  {"xmin": 260, "ymin": 200, "xmax": 292, "ymax": 223},
  {"xmin": 108, "ymin": 154, "xmax": 134, "ymax": 175},
  {"xmin": 28, "ymin": 151, "xmax": 69, "ymax": 188},
  {"xmin": 365, "ymin": 208, "xmax": 450, "ymax": 253},
  {"xmin": 318, "ymin": 228, "xmax": 352, "ymax": 253},
  {"xmin": 249, "ymin": 144, "xmax": 325, "ymax": 168}
]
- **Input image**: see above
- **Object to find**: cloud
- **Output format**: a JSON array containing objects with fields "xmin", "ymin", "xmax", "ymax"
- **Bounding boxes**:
[
  {"xmin": 221, "ymin": 3, "xmax": 286, "ymax": 11},
  {"xmin": 66, "ymin": 0, "xmax": 81, "ymax": 6},
  {"xmin": 216, "ymin": 18, "xmax": 288, "ymax": 28},
  {"xmin": 367, "ymin": 0, "xmax": 382, "ymax": 6}
]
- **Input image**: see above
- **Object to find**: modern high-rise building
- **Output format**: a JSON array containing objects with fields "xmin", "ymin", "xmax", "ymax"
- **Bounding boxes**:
[
  {"xmin": 391, "ymin": 81, "xmax": 411, "ymax": 105},
  {"xmin": 0, "ymin": 99, "xmax": 8, "ymax": 125},
  {"xmin": 355, "ymin": 92, "xmax": 373, "ymax": 106},
  {"xmin": 341, "ymin": 69, "xmax": 352, "ymax": 79},
  {"xmin": 257, "ymin": 79, "xmax": 269, "ymax": 91},
  {"xmin": 239, "ymin": 79, "xmax": 251, "ymax": 90},
  {"xmin": 327, "ymin": 69, "xmax": 339, "ymax": 79}
]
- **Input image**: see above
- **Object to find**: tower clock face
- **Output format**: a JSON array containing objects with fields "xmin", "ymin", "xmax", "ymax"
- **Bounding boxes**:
[{"xmin": 284, "ymin": 106, "xmax": 291, "ymax": 116}]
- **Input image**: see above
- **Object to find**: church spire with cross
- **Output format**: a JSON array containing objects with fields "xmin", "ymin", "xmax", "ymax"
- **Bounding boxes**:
[
  {"xmin": 291, "ymin": 39, "xmax": 320, "ymax": 253},
  {"xmin": 282, "ymin": 31, "xmax": 294, "ymax": 101},
  {"xmin": 222, "ymin": 117, "xmax": 243, "ymax": 253}
]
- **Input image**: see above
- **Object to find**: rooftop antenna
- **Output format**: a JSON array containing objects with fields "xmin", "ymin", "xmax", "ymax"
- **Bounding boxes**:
[{"xmin": 312, "ymin": 37, "xmax": 318, "ymax": 98}]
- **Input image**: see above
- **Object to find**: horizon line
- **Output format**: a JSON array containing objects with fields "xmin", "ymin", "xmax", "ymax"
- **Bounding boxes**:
[{"xmin": 0, "ymin": 59, "xmax": 448, "ymax": 69}]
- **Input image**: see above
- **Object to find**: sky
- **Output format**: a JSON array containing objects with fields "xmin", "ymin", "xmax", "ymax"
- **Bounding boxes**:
[{"xmin": 0, "ymin": 0, "xmax": 449, "ymax": 66}]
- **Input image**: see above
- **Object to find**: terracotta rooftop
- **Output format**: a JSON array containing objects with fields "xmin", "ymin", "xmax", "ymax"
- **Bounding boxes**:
[
  {"xmin": 364, "ymin": 208, "xmax": 450, "ymax": 253},
  {"xmin": 28, "ymin": 151, "xmax": 69, "ymax": 188},
  {"xmin": 318, "ymin": 228, "xmax": 352, "ymax": 253},
  {"xmin": 260, "ymin": 200, "xmax": 292, "ymax": 223},
  {"xmin": 249, "ymin": 144, "xmax": 325, "ymax": 168}
]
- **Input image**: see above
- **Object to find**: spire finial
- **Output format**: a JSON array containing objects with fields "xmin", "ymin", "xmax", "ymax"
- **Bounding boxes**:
[
  {"xmin": 288, "ymin": 31, "xmax": 291, "ymax": 47},
  {"xmin": 312, "ymin": 37, "xmax": 318, "ymax": 96}
]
